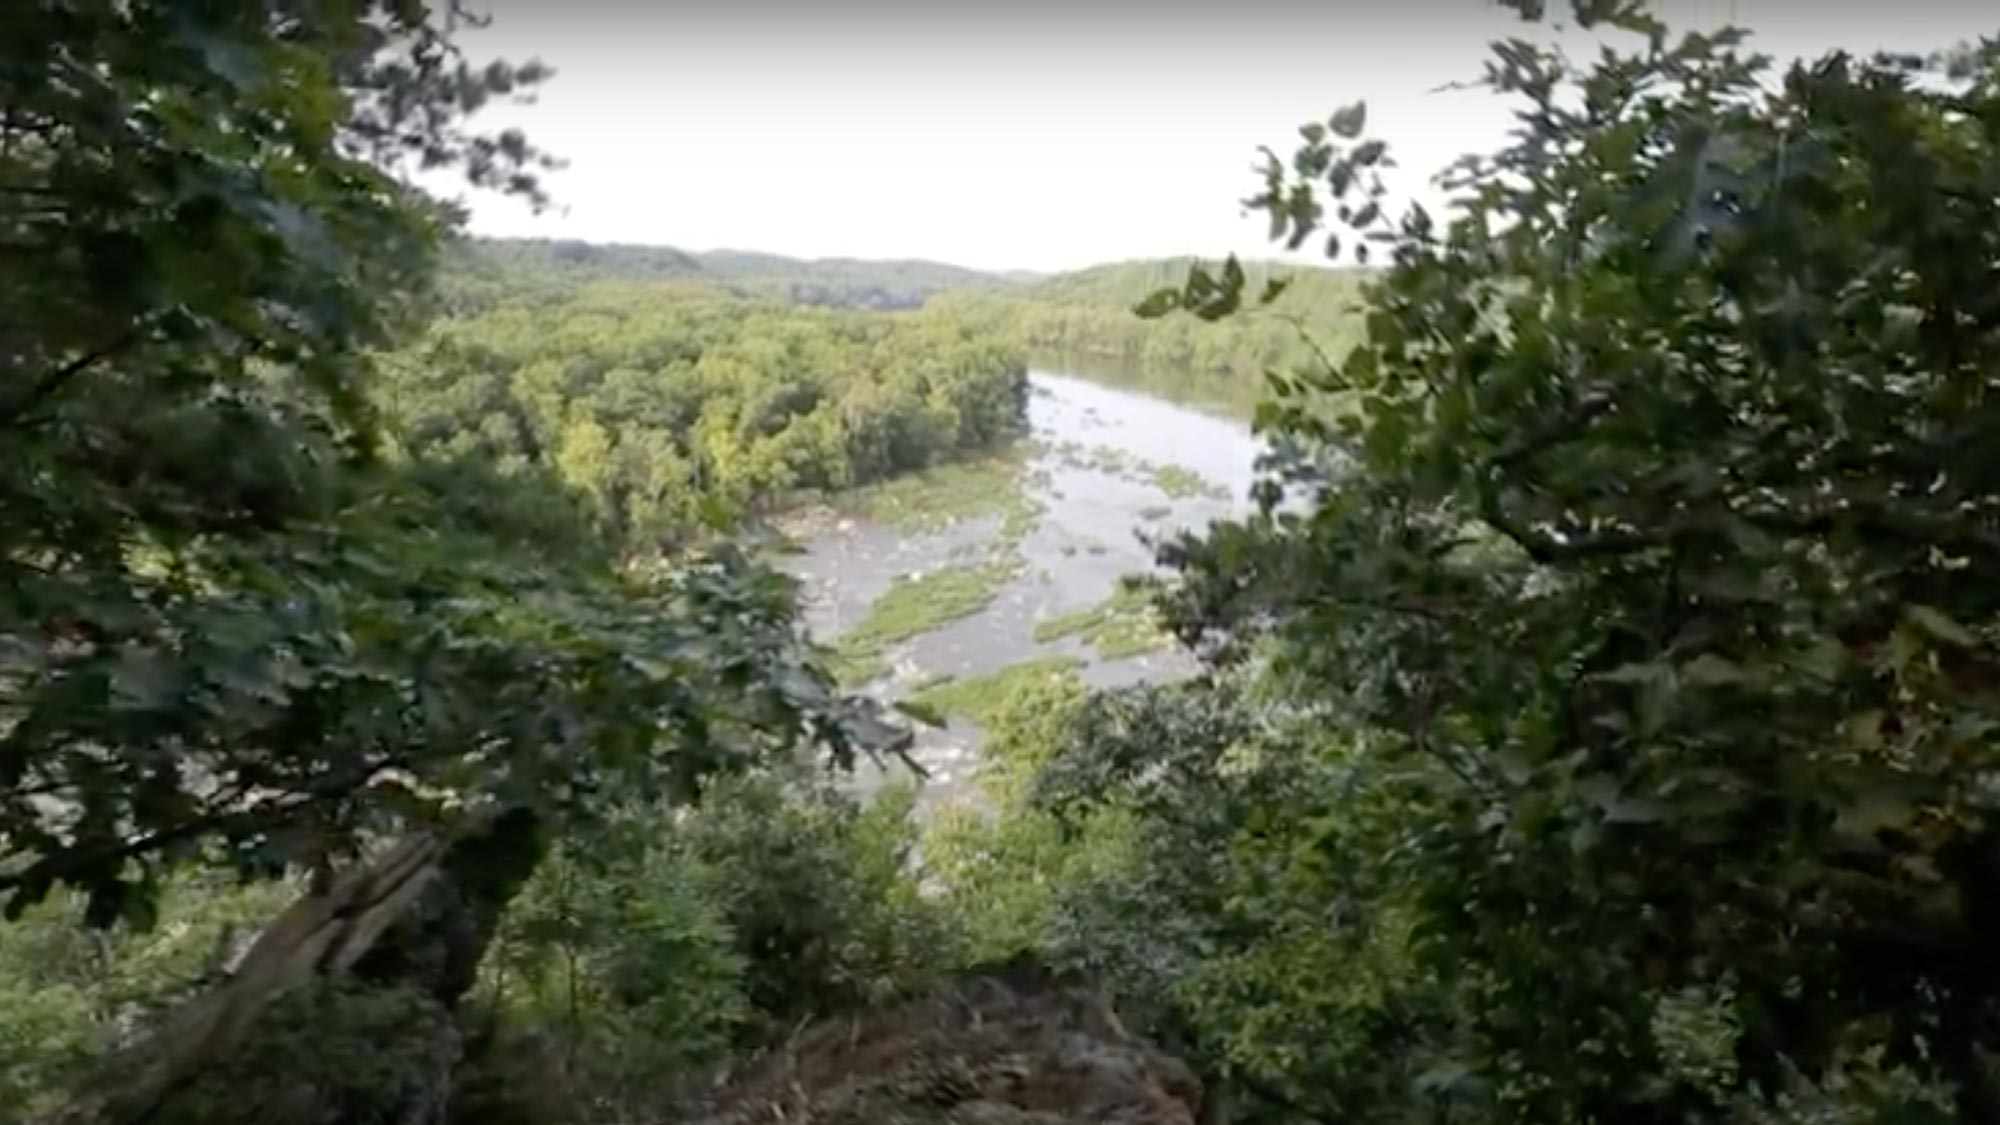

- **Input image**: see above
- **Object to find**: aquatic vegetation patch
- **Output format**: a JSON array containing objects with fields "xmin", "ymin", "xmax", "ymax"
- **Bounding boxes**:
[
  {"xmin": 828, "ymin": 561, "xmax": 1018, "ymax": 685},
  {"xmin": 905, "ymin": 656, "xmax": 1085, "ymax": 727},
  {"xmin": 848, "ymin": 452, "xmax": 1044, "ymax": 537},
  {"xmin": 1044, "ymin": 440, "xmax": 1228, "ymax": 501},
  {"xmin": 907, "ymin": 670, "xmax": 958, "ymax": 693},
  {"xmin": 1146, "ymin": 463, "xmax": 1229, "ymax": 501},
  {"xmin": 827, "ymin": 649, "xmax": 891, "ymax": 688},
  {"xmin": 1031, "ymin": 584, "xmax": 1170, "ymax": 659}
]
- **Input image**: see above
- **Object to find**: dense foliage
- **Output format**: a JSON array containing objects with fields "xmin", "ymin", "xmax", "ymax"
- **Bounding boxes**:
[
  {"xmin": 991, "ymin": 13, "xmax": 2000, "ymax": 1123},
  {"xmin": 457, "ymin": 775, "xmax": 955, "ymax": 1121},
  {"xmin": 0, "ymin": 0, "xmax": 653, "ymax": 924},
  {"xmin": 0, "ymin": 873, "xmax": 294, "ymax": 1119},
  {"xmin": 15, "ymin": 2, "xmax": 2000, "ymax": 1123},
  {"xmin": 443, "ymin": 240, "xmax": 1371, "ymax": 411},
  {"xmin": 442, "ymin": 238, "xmax": 1004, "ymax": 313},
  {"xmin": 379, "ymin": 281, "xmax": 1028, "ymax": 548},
  {"xmin": 933, "ymin": 260, "xmax": 1369, "ymax": 398},
  {"xmin": 0, "ymin": 5, "xmax": 890, "ymax": 1119}
]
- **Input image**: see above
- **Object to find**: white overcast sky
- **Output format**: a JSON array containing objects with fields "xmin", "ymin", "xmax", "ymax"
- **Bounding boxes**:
[{"xmin": 449, "ymin": 0, "xmax": 2000, "ymax": 273}]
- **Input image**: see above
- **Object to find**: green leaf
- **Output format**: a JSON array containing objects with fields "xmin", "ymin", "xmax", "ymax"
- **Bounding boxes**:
[
  {"xmin": 1329, "ymin": 101, "xmax": 1368, "ymax": 139},
  {"xmin": 1603, "ymin": 796, "xmax": 1667, "ymax": 824},
  {"xmin": 1680, "ymin": 653, "xmax": 1751, "ymax": 687},
  {"xmin": 1906, "ymin": 604, "xmax": 1978, "ymax": 648},
  {"xmin": 1133, "ymin": 289, "xmax": 1182, "ymax": 319},
  {"xmin": 1594, "ymin": 661, "xmax": 1667, "ymax": 686},
  {"xmin": 110, "ymin": 647, "xmax": 178, "ymax": 711}
]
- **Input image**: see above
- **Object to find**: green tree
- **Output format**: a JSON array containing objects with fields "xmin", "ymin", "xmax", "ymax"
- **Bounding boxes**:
[
  {"xmin": 382, "ymin": 282, "xmax": 1029, "ymax": 549},
  {"xmin": 0, "ymin": 0, "xmax": 878, "ymax": 984},
  {"xmin": 1129, "ymin": 12, "xmax": 2000, "ymax": 1121},
  {"xmin": 0, "ymin": 873, "xmax": 296, "ymax": 1120},
  {"xmin": 464, "ymin": 776, "xmax": 955, "ymax": 1122},
  {"xmin": 0, "ymin": 6, "xmax": 918, "ymax": 1120},
  {"xmin": 554, "ymin": 413, "xmax": 615, "ymax": 514},
  {"xmin": 4, "ymin": 0, "xmax": 542, "ymax": 917}
]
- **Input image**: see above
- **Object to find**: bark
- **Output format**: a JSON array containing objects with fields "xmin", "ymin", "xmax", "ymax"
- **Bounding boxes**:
[
  {"xmin": 55, "ymin": 833, "xmax": 446, "ymax": 1125},
  {"xmin": 55, "ymin": 810, "xmax": 547, "ymax": 1125}
]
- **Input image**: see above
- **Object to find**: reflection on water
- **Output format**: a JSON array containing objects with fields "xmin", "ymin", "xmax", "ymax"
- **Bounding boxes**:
[
  {"xmin": 781, "ymin": 367, "xmax": 1263, "ymax": 804},
  {"xmin": 1026, "ymin": 350, "xmax": 1263, "ymax": 422}
]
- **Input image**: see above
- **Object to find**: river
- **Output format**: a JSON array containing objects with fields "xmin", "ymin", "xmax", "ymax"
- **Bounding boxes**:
[{"xmin": 781, "ymin": 367, "xmax": 1262, "ymax": 803}]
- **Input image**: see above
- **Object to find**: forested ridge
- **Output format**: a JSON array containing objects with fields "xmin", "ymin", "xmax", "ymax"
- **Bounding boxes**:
[
  {"xmin": 439, "ymin": 237, "xmax": 1006, "ymax": 313},
  {"xmin": 934, "ymin": 258, "xmax": 1371, "ymax": 388},
  {"xmin": 8, "ymin": 2, "xmax": 2000, "ymax": 1125},
  {"xmin": 376, "ymin": 241, "xmax": 1355, "ymax": 554},
  {"xmin": 445, "ymin": 236, "xmax": 1370, "ymax": 391}
]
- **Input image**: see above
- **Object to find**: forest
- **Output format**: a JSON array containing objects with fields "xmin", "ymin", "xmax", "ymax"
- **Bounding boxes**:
[
  {"xmin": 932, "ymin": 258, "xmax": 1372, "ymax": 391},
  {"xmin": 379, "ymin": 243, "xmax": 1359, "ymax": 550},
  {"xmin": 438, "ymin": 238, "xmax": 1007, "ymax": 314},
  {"xmin": 378, "ymin": 281, "xmax": 1028, "ymax": 549},
  {"xmin": 6, "ymin": 2, "xmax": 2000, "ymax": 1124},
  {"xmin": 443, "ymin": 237, "xmax": 1369, "ymax": 403}
]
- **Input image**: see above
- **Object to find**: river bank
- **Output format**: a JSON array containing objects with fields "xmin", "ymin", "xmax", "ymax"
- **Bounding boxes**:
[{"xmin": 776, "ymin": 367, "xmax": 1262, "ymax": 805}]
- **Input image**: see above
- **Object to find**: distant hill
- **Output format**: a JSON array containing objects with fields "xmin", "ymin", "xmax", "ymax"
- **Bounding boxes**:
[
  {"xmin": 917, "ymin": 257, "xmax": 1372, "ymax": 403},
  {"xmin": 436, "ymin": 238, "xmax": 1369, "ymax": 395},
  {"xmin": 444, "ymin": 237, "xmax": 704, "ymax": 281},
  {"xmin": 445, "ymin": 237, "xmax": 1356, "ymax": 313},
  {"xmin": 694, "ymin": 247, "xmax": 1002, "ymax": 290},
  {"xmin": 1021, "ymin": 256, "xmax": 1366, "ymax": 311},
  {"xmin": 441, "ymin": 237, "xmax": 1020, "ymax": 312}
]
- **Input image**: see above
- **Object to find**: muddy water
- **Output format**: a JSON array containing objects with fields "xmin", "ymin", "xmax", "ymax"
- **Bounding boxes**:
[{"xmin": 782, "ymin": 367, "xmax": 1261, "ymax": 802}]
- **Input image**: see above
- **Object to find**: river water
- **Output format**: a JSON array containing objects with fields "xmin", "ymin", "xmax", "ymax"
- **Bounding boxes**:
[{"xmin": 782, "ymin": 367, "xmax": 1262, "ymax": 802}]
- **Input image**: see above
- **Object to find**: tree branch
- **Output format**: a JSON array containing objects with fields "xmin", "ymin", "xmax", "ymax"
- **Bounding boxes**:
[
  {"xmin": 0, "ymin": 758, "xmax": 404, "ymax": 901},
  {"xmin": 1279, "ymin": 314, "xmax": 1344, "ymax": 384},
  {"xmin": 1477, "ymin": 488, "xmax": 1668, "ymax": 563},
  {"xmin": 1487, "ymin": 389, "xmax": 1615, "ymax": 470},
  {"xmin": 1, "ymin": 326, "xmax": 143, "ymax": 427}
]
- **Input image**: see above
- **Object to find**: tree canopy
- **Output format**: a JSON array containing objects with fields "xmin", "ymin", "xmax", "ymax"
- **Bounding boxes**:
[
  {"xmin": 1076, "ymin": 13, "xmax": 2000, "ymax": 1120},
  {"xmin": 0, "ymin": 2, "xmax": 876, "ymax": 933},
  {"xmin": 13, "ymin": 3, "xmax": 2000, "ymax": 1123},
  {"xmin": 379, "ymin": 279, "xmax": 1028, "ymax": 548}
]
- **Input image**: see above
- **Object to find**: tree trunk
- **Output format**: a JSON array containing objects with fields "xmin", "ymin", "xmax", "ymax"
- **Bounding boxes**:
[{"xmin": 55, "ymin": 810, "xmax": 546, "ymax": 1125}]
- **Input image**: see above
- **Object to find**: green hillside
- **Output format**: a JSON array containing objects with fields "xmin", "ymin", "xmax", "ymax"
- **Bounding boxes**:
[
  {"xmin": 932, "ymin": 257, "xmax": 1373, "ymax": 405},
  {"xmin": 440, "ymin": 239, "xmax": 1372, "ymax": 410},
  {"xmin": 443, "ymin": 237, "xmax": 1015, "ymax": 313}
]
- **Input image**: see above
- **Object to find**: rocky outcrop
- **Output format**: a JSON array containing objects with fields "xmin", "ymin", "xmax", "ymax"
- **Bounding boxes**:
[{"xmin": 687, "ymin": 964, "xmax": 1200, "ymax": 1125}]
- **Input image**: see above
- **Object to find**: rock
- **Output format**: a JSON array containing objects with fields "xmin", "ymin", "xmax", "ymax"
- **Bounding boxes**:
[{"xmin": 685, "ymin": 964, "xmax": 1199, "ymax": 1125}]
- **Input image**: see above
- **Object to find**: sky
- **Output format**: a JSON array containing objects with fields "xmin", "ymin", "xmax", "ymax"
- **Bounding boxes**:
[{"xmin": 449, "ymin": 0, "xmax": 2000, "ymax": 273}]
